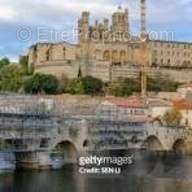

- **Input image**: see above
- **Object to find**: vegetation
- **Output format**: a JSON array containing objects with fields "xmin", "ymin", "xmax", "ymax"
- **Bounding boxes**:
[
  {"xmin": 0, "ymin": 57, "xmax": 10, "ymax": 69},
  {"xmin": 23, "ymin": 73, "xmax": 59, "ymax": 94},
  {"xmin": 0, "ymin": 57, "xmax": 181, "ymax": 96},
  {"xmin": 19, "ymin": 56, "xmax": 29, "ymax": 75},
  {"xmin": 163, "ymin": 108, "xmax": 182, "ymax": 127},
  {"xmin": 107, "ymin": 76, "xmax": 179, "ymax": 97},
  {"xmin": 107, "ymin": 78, "xmax": 141, "ymax": 97},
  {"xmin": 0, "ymin": 65, "xmax": 24, "ymax": 92},
  {"xmin": 70, "ymin": 76, "xmax": 104, "ymax": 95},
  {"xmin": 147, "ymin": 77, "xmax": 180, "ymax": 92}
]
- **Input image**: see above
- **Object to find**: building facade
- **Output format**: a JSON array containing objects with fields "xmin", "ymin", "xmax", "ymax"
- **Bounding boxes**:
[{"xmin": 27, "ymin": 6, "xmax": 192, "ymax": 83}]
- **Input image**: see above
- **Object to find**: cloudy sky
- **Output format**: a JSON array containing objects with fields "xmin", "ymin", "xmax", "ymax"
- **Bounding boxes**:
[{"xmin": 0, "ymin": 0, "xmax": 191, "ymax": 61}]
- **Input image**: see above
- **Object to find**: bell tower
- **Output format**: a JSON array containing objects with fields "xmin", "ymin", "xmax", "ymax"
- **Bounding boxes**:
[{"xmin": 78, "ymin": 11, "xmax": 90, "ymax": 43}]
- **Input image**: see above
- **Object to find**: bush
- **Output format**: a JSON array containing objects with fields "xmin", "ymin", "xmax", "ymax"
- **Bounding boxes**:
[
  {"xmin": 70, "ymin": 76, "xmax": 103, "ymax": 95},
  {"xmin": 19, "ymin": 56, "xmax": 29, "ymax": 75},
  {"xmin": 163, "ymin": 108, "xmax": 182, "ymax": 127},
  {"xmin": 107, "ymin": 78, "xmax": 141, "ymax": 97},
  {"xmin": 0, "ymin": 65, "xmax": 23, "ymax": 92},
  {"xmin": 147, "ymin": 77, "xmax": 180, "ymax": 92},
  {"xmin": 23, "ymin": 73, "xmax": 59, "ymax": 94},
  {"xmin": 0, "ymin": 57, "xmax": 10, "ymax": 69}
]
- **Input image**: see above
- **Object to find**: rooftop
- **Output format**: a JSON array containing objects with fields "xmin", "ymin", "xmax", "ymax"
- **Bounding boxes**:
[
  {"xmin": 104, "ymin": 96, "xmax": 145, "ymax": 108},
  {"xmin": 172, "ymin": 99, "xmax": 192, "ymax": 110}
]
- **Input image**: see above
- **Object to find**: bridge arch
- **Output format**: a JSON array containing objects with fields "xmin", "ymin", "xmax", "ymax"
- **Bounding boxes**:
[
  {"xmin": 172, "ymin": 139, "xmax": 187, "ymax": 153},
  {"xmin": 53, "ymin": 140, "xmax": 78, "ymax": 164},
  {"xmin": 0, "ymin": 139, "xmax": 4, "ymax": 150},
  {"xmin": 143, "ymin": 135, "xmax": 163, "ymax": 151},
  {"xmin": 0, "ymin": 139, "xmax": 13, "ymax": 150}
]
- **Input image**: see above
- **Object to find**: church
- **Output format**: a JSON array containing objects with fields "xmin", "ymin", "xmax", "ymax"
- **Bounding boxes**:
[{"xmin": 27, "ymin": 5, "xmax": 192, "ymax": 83}]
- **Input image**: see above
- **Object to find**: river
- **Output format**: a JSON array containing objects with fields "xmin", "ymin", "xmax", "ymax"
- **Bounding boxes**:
[{"xmin": 1, "ymin": 152, "xmax": 192, "ymax": 192}]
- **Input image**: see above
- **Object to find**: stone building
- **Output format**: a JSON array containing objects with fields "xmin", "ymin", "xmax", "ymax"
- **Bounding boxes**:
[{"xmin": 27, "ymin": 6, "xmax": 192, "ymax": 83}]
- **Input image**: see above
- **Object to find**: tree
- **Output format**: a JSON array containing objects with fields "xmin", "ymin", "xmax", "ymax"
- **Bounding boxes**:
[
  {"xmin": 0, "ymin": 65, "xmax": 24, "ymax": 92},
  {"xmin": 19, "ymin": 55, "xmax": 29, "ymax": 75},
  {"xmin": 147, "ymin": 76, "xmax": 180, "ymax": 92},
  {"xmin": 107, "ymin": 78, "xmax": 141, "ymax": 97},
  {"xmin": 57, "ymin": 74, "xmax": 71, "ymax": 93},
  {"xmin": 147, "ymin": 77, "xmax": 162, "ymax": 92},
  {"xmin": 163, "ymin": 108, "xmax": 182, "ymax": 127},
  {"xmin": 70, "ymin": 76, "xmax": 103, "ymax": 95},
  {"xmin": 78, "ymin": 66, "xmax": 82, "ymax": 78},
  {"xmin": 0, "ymin": 57, "xmax": 10, "ymax": 69},
  {"xmin": 23, "ymin": 73, "xmax": 59, "ymax": 94}
]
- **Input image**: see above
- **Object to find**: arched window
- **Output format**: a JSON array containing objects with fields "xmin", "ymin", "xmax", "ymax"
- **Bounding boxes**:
[
  {"xmin": 112, "ymin": 50, "xmax": 118, "ymax": 63},
  {"xmin": 63, "ymin": 47, "xmax": 66, "ymax": 59},
  {"xmin": 183, "ymin": 60, "xmax": 187, "ymax": 67},
  {"xmin": 120, "ymin": 50, "xmax": 126, "ymax": 63},
  {"xmin": 46, "ymin": 47, "xmax": 52, "ymax": 61},
  {"xmin": 103, "ymin": 50, "xmax": 110, "ymax": 61},
  {"xmin": 167, "ymin": 59, "xmax": 171, "ymax": 66}
]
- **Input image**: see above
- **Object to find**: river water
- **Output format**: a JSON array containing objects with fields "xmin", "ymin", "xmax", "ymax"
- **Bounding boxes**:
[{"xmin": 1, "ymin": 152, "xmax": 192, "ymax": 192}]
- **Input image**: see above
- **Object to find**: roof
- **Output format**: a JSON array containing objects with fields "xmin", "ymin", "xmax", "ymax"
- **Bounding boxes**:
[
  {"xmin": 147, "ymin": 98, "xmax": 172, "ymax": 107},
  {"xmin": 150, "ymin": 39, "xmax": 192, "ymax": 45},
  {"xmin": 172, "ymin": 99, "xmax": 192, "ymax": 110},
  {"xmin": 157, "ymin": 92, "xmax": 181, "ymax": 101},
  {"xmin": 104, "ymin": 96, "xmax": 145, "ymax": 108}
]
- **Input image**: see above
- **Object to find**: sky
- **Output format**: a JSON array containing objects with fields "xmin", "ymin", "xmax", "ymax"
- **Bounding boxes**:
[{"xmin": 0, "ymin": 0, "xmax": 191, "ymax": 61}]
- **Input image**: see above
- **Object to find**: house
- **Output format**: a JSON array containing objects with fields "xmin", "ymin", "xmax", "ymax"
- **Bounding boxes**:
[
  {"xmin": 147, "ymin": 97, "xmax": 172, "ymax": 119},
  {"xmin": 177, "ymin": 83, "xmax": 192, "ymax": 98},
  {"xmin": 96, "ymin": 96, "xmax": 148, "ymax": 122},
  {"xmin": 172, "ymin": 98, "xmax": 192, "ymax": 128}
]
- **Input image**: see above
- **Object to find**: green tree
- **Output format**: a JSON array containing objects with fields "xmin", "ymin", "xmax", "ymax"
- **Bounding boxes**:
[
  {"xmin": 57, "ymin": 74, "xmax": 72, "ymax": 93},
  {"xmin": 70, "ymin": 76, "xmax": 103, "ymax": 95},
  {"xmin": 147, "ymin": 77, "xmax": 162, "ymax": 92},
  {"xmin": 163, "ymin": 108, "xmax": 182, "ymax": 127},
  {"xmin": 107, "ymin": 78, "xmax": 140, "ymax": 97},
  {"xmin": 0, "ymin": 57, "xmax": 10, "ymax": 69},
  {"xmin": 23, "ymin": 73, "xmax": 59, "ymax": 94},
  {"xmin": 147, "ymin": 76, "xmax": 180, "ymax": 92},
  {"xmin": 0, "ymin": 65, "xmax": 23, "ymax": 92},
  {"xmin": 19, "ymin": 55, "xmax": 29, "ymax": 75}
]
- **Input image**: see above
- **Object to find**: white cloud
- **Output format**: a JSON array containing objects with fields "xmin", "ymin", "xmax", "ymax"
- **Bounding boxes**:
[
  {"xmin": 0, "ymin": 0, "xmax": 191, "ymax": 60},
  {"xmin": 0, "ymin": 6, "xmax": 16, "ymax": 21},
  {"xmin": 0, "ymin": 0, "xmax": 191, "ymax": 26}
]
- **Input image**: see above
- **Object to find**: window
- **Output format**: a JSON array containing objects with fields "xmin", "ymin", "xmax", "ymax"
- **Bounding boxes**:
[
  {"xmin": 161, "ymin": 59, "xmax": 163, "ymax": 65},
  {"xmin": 120, "ymin": 50, "xmax": 126, "ymax": 63},
  {"xmin": 103, "ymin": 50, "xmax": 110, "ymax": 61},
  {"xmin": 167, "ymin": 59, "xmax": 171, "ymax": 65},
  {"xmin": 63, "ymin": 47, "xmax": 66, "ymax": 59}
]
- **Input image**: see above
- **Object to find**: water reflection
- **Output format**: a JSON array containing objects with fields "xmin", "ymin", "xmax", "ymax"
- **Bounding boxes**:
[{"xmin": 1, "ymin": 153, "xmax": 192, "ymax": 192}]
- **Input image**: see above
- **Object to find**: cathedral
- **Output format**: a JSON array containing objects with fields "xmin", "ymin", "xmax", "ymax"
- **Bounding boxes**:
[{"xmin": 27, "ymin": 6, "xmax": 192, "ymax": 83}]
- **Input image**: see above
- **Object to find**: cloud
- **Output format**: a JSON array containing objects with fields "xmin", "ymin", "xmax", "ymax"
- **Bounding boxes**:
[
  {"xmin": 0, "ymin": 6, "xmax": 16, "ymax": 21},
  {"xmin": 0, "ymin": 0, "xmax": 191, "ymax": 61}
]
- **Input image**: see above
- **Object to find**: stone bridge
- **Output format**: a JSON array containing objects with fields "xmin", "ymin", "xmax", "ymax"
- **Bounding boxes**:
[{"xmin": 0, "ymin": 113, "xmax": 192, "ymax": 169}]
